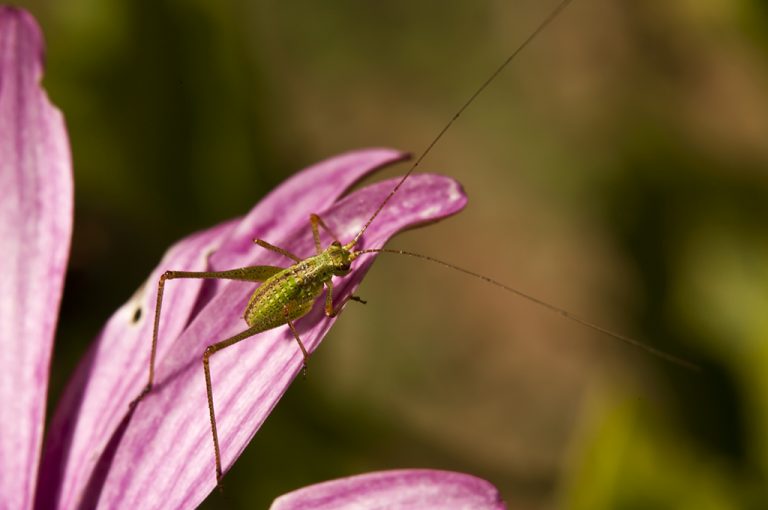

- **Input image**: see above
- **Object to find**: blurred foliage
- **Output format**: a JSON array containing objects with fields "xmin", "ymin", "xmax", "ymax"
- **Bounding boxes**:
[{"xmin": 14, "ymin": 0, "xmax": 768, "ymax": 508}]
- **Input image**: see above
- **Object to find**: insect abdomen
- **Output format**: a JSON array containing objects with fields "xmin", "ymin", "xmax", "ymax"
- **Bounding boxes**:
[{"xmin": 243, "ymin": 264, "xmax": 326, "ymax": 332}]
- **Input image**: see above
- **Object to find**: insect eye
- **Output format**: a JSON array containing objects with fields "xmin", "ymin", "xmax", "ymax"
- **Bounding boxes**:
[
  {"xmin": 340, "ymin": 262, "xmax": 351, "ymax": 271},
  {"xmin": 331, "ymin": 241, "xmax": 341, "ymax": 247}
]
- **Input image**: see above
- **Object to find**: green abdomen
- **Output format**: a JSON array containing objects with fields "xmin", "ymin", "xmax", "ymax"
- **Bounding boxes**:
[{"xmin": 243, "ymin": 265, "xmax": 326, "ymax": 332}]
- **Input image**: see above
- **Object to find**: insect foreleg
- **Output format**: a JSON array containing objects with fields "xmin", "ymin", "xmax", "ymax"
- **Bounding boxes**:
[
  {"xmin": 310, "ymin": 213, "xmax": 341, "ymax": 253},
  {"xmin": 253, "ymin": 238, "xmax": 301, "ymax": 262},
  {"xmin": 131, "ymin": 266, "xmax": 284, "ymax": 408},
  {"xmin": 202, "ymin": 324, "xmax": 263, "ymax": 486},
  {"xmin": 312, "ymin": 214, "xmax": 368, "ymax": 306}
]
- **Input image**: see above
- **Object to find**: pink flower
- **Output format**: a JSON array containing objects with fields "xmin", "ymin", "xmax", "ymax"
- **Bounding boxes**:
[
  {"xmin": 0, "ymin": 7, "xmax": 73, "ymax": 509},
  {"xmin": 2, "ymin": 6, "xmax": 505, "ymax": 509}
]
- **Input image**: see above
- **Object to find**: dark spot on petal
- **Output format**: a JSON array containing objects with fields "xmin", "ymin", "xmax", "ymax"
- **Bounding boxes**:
[{"xmin": 132, "ymin": 306, "xmax": 143, "ymax": 323}]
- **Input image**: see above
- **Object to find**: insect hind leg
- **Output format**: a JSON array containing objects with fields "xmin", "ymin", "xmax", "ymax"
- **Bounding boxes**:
[
  {"xmin": 202, "ymin": 324, "xmax": 263, "ymax": 486},
  {"xmin": 131, "ymin": 266, "xmax": 284, "ymax": 410}
]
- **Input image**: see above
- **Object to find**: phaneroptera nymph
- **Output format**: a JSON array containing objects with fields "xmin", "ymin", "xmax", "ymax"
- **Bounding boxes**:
[{"xmin": 128, "ymin": 0, "xmax": 699, "ymax": 490}]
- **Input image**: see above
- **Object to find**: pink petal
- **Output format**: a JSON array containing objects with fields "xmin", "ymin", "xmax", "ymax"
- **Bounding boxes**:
[
  {"xmin": 97, "ymin": 173, "xmax": 466, "ymax": 508},
  {"xmin": 0, "ymin": 7, "xmax": 73, "ymax": 509},
  {"xmin": 39, "ymin": 149, "xmax": 408, "ymax": 509},
  {"xmin": 270, "ymin": 469, "xmax": 507, "ymax": 510},
  {"xmin": 36, "ymin": 219, "xmax": 238, "ymax": 510}
]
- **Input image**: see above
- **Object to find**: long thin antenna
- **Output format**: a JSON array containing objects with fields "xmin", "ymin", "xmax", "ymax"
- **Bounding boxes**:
[
  {"xmin": 353, "ymin": 248, "xmax": 701, "ymax": 371},
  {"xmin": 349, "ymin": 0, "xmax": 576, "ymax": 248}
]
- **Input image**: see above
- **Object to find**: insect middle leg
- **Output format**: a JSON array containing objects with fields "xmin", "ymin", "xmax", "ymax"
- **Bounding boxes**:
[
  {"xmin": 255, "ymin": 214, "xmax": 340, "ymax": 259},
  {"xmin": 253, "ymin": 238, "xmax": 301, "ymax": 262},
  {"xmin": 323, "ymin": 280, "xmax": 366, "ymax": 318},
  {"xmin": 285, "ymin": 309, "xmax": 309, "ymax": 377}
]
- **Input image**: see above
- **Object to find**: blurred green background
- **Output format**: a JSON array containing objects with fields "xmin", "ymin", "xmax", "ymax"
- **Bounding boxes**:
[{"xmin": 15, "ymin": 0, "xmax": 768, "ymax": 508}]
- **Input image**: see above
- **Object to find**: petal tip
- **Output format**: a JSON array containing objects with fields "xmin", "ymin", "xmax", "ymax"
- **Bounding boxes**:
[
  {"xmin": 0, "ymin": 6, "xmax": 45, "ymax": 67},
  {"xmin": 270, "ymin": 469, "xmax": 506, "ymax": 510}
]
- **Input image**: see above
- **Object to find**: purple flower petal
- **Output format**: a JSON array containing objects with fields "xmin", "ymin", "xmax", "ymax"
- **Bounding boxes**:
[
  {"xmin": 97, "ymin": 173, "xmax": 466, "ymax": 508},
  {"xmin": 36, "ymin": 219, "xmax": 238, "ymax": 510},
  {"xmin": 270, "ymin": 469, "xmax": 507, "ymax": 510},
  {"xmin": 39, "ymin": 149, "xmax": 410, "ymax": 509},
  {"xmin": 0, "ymin": 7, "xmax": 73, "ymax": 509}
]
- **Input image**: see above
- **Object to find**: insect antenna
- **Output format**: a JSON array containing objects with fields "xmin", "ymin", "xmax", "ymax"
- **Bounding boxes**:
[
  {"xmin": 344, "ymin": 0, "xmax": 699, "ymax": 372},
  {"xmin": 346, "ymin": 0, "xmax": 576, "ymax": 251},
  {"xmin": 351, "ymin": 248, "xmax": 701, "ymax": 371}
]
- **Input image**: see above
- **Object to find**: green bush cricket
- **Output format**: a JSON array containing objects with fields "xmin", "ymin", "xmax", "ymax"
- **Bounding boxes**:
[{"xmin": 130, "ymin": 0, "xmax": 698, "ymax": 488}]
